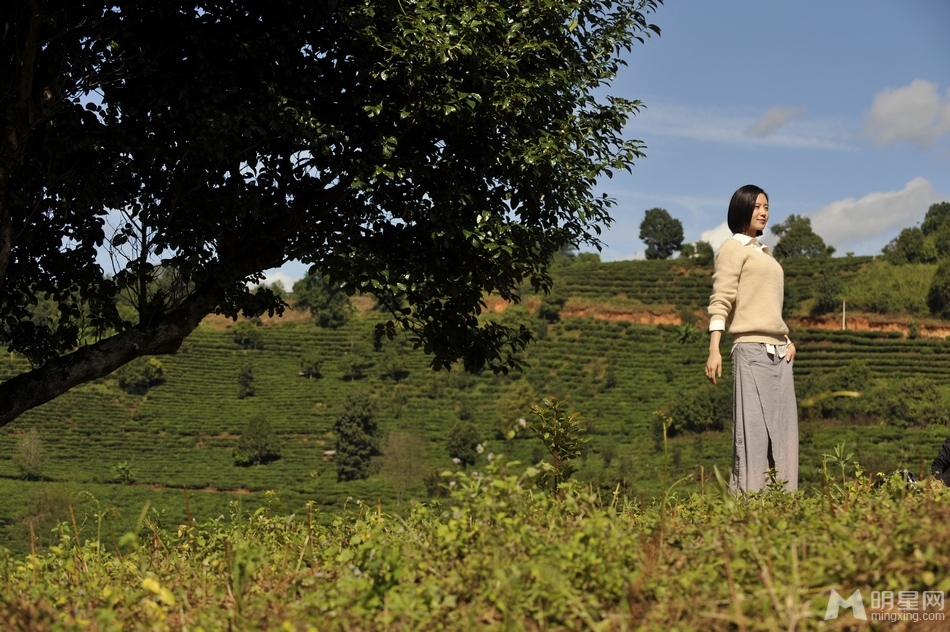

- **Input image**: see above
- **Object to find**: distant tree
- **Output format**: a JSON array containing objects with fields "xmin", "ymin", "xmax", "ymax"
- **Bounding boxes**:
[
  {"xmin": 882, "ymin": 227, "xmax": 937, "ymax": 264},
  {"xmin": 927, "ymin": 261, "xmax": 950, "ymax": 319},
  {"xmin": 575, "ymin": 252, "xmax": 602, "ymax": 265},
  {"xmin": 233, "ymin": 415, "xmax": 282, "ymax": 466},
  {"xmin": 339, "ymin": 351, "xmax": 374, "ymax": 381},
  {"xmin": 299, "ymin": 351, "xmax": 323, "ymax": 379},
  {"xmin": 377, "ymin": 343, "xmax": 409, "ymax": 381},
  {"xmin": 933, "ymin": 223, "xmax": 950, "ymax": 260},
  {"xmin": 115, "ymin": 356, "xmax": 166, "ymax": 395},
  {"xmin": 446, "ymin": 421, "xmax": 483, "ymax": 468},
  {"xmin": 292, "ymin": 273, "xmax": 353, "ymax": 329},
  {"xmin": 237, "ymin": 364, "xmax": 255, "ymax": 399},
  {"xmin": 813, "ymin": 272, "xmax": 844, "ymax": 316},
  {"xmin": 694, "ymin": 241, "xmax": 715, "ymax": 267},
  {"xmin": 536, "ymin": 287, "xmax": 567, "ymax": 323},
  {"xmin": 333, "ymin": 395, "xmax": 381, "ymax": 482},
  {"xmin": 639, "ymin": 208, "xmax": 684, "ymax": 260},
  {"xmin": 770, "ymin": 215, "xmax": 835, "ymax": 259},
  {"xmin": 678, "ymin": 243, "xmax": 695, "ymax": 259},
  {"xmin": 921, "ymin": 201, "xmax": 950, "ymax": 236},
  {"xmin": 13, "ymin": 427, "xmax": 46, "ymax": 481},
  {"xmin": 232, "ymin": 320, "xmax": 265, "ymax": 350}
]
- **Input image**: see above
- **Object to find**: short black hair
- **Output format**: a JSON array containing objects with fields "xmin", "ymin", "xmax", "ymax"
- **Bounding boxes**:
[{"xmin": 727, "ymin": 184, "xmax": 768, "ymax": 236}]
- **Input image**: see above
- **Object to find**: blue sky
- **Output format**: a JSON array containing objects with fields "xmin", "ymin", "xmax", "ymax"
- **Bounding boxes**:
[
  {"xmin": 261, "ymin": 0, "xmax": 950, "ymax": 286},
  {"xmin": 597, "ymin": 0, "xmax": 950, "ymax": 261}
]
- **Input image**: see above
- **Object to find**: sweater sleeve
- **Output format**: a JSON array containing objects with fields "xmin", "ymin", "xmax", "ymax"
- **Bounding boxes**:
[{"xmin": 708, "ymin": 240, "xmax": 744, "ymax": 330}]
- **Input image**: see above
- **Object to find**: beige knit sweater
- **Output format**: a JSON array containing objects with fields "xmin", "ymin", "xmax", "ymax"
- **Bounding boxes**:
[{"xmin": 707, "ymin": 237, "xmax": 789, "ymax": 345}]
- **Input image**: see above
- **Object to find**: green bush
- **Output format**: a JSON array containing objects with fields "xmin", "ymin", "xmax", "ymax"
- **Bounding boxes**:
[
  {"xmin": 669, "ymin": 383, "xmax": 731, "ymax": 433},
  {"xmin": 13, "ymin": 427, "xmax": 46, "ymax": 480},
  {"xmin": 237, "ymin": 364, "xmax": 255, "ymax": 398},
  {"xmin": 843, "ymin": 261, "xmax": 935, "ymax": 315},
  {"xmin": 233, "ymin": 415, "xmax": 282, "ymax": 466},
  {"xmin": 115, "ymin": 356, "xmax": 166, "ymax": 395},
  {"xmin": 333, "ymin": 394, "xmax": 381, "ymax": 482},
  {"xmin": 927, "ymin": 260, "xmax": 950, "ymax": 319},
  {"xmin": 445, "ymin": 421, "xmax": 483, "ymax": 468},
  {"xmin": 232, "ymin": 320, "xmax": 264, "ymax": 349}
]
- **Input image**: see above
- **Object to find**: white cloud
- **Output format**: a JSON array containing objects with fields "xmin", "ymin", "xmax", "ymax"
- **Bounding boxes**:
[
  {"xmin": 629, "ymin": 103, "xmax": 854, "ymax": 150},
  {"xmin": 746, "ymin": 106, "xmax": 807, "ymax": 138},
  {"xmin": 807, "ymin": 177, "xmax": 945, "ymax": 254},
  {"xmin": 258, "ymin": 269, "xmax": 300, "ymax": 291},
  {"xmin": 699, "ymin": 222, "xmax": 735, "ymax": 252},
  {"xmin": 864, "ymin": 79, "xmax": 950, "ymax": 147}
]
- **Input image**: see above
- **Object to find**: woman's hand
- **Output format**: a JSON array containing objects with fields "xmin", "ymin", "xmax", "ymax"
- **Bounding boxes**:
[
  {"xmin": 706, "ymin": 329, "xmax": 723, "ymax": 385},
  {"xmin": 705, "ymin": 350, "xmax": 722, "ymax": 385},
  {"xmin": 786, "ymin": 341, "xmax": 796, "ymax": 363}
]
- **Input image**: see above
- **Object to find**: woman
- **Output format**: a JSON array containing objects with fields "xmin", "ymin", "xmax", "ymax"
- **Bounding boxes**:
[{"xmin": 705, "ymin": 184, "xmax": 798, "ymax": 492}]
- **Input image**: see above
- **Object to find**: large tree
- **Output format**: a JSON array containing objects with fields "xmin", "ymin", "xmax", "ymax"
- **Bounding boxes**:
[
  {"xmin": 0, "ymin": 0, "xmax": 661, "ymax": 426},
  {"xmin": 639, "ymin": 207, "xmax": 683, "ymax": 259},
  {"xmin": 770, "ymin": 214, "xmax": 835, "ymax": 260}
]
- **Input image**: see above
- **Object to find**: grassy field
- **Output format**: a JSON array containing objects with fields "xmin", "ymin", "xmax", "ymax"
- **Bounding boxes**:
[
  {"xmin": 2, "ymin": 457, "xmax": 949, "ymax": 630},
  {"xmin": 1, "ymin": 256, "xmax": 949, "ymax": 557}
]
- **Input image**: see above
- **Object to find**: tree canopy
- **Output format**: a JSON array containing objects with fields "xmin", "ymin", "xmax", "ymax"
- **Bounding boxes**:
[
  {"xmin": 639, "ymin": 208, "xmax": 683, "ymax": 260},
  {"xmin": 0, "ymin": 0, "xmax": 662, "ymax": 426},
  {"xmin": 770, "ymin": 215, "xmax": 835, "ymax": 260}
]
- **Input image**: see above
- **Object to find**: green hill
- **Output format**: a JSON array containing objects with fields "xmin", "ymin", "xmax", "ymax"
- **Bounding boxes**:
[{"xmin": 1, "ymin": 255, "xmax": 949, "ymax": 554}]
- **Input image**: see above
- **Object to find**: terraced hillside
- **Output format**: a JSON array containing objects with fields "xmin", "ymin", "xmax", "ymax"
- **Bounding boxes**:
[{"xmin": 1, "ymin": 257, "xmax": 949, "ymax": 553}]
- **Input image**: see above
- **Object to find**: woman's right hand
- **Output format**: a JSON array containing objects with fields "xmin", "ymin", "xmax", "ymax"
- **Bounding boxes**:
[
  {"xmin": 705, "ymin": 329, "xmax": 723, "ymax": 385},
  {"xmin": 705, "ymin": 350, "xmax": 722, "ymax": 385}
]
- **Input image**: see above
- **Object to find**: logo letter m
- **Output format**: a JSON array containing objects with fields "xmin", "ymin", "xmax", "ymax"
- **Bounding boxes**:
[{"xmin": 825, "ymin": 589, "xmax": 867, "ymax": 620}]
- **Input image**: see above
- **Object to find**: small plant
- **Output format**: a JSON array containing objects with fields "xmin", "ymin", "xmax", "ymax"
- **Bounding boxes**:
[
  {"xmin": 13, "ymin": 427, "xmax": 46, "ymax": 480},
  {"xmin": 113, "ymin": 460, "xmax": 136, "ymax": 485},
  {"xmin": 529, "ymin": 397, "xmax": 587, "ymax": 492}
]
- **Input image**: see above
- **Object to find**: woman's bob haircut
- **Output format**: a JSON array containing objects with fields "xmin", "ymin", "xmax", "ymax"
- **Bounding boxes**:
[{"xmin": 727, "ymin": 184, "xmax": 768, "ymax": 236}]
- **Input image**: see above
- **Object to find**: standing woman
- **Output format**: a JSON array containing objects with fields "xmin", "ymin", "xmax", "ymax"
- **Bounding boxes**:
[{"xmin": 705, "ymin": 185, "xmax": 798, "ymax": 492}]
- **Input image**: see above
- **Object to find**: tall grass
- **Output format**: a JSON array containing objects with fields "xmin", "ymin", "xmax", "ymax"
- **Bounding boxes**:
[{"xmin": 1, "ymin": 454, "xmax": 948, "ymax": 630}]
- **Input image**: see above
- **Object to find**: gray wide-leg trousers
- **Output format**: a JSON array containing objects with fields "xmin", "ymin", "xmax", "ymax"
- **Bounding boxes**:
[{"xmin": 730, "ymin": 343, "xmax": 799, "ymax": 492}]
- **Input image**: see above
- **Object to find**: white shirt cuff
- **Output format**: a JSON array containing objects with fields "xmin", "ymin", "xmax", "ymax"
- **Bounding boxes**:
[{"xmin": 708, "ymin": 320, "xmax": 726, "ymax": 332}]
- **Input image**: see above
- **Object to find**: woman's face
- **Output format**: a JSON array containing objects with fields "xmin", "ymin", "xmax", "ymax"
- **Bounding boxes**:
[{"xmin": 746, "ymin": 193, "xmax": 769, "ymax": 237}]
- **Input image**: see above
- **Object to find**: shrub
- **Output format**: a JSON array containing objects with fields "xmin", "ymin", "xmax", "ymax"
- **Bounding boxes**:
[
  {"xmin": 116, "ymin": 356, "xmax": 166, "ymax": 395},
  {"xmin": 446, "ymin": 421, "xmax": 483, "ymax": 468},
  {"xmin": 233, "ymin": 415, "xmax": 282, "ymax": 466},
  {"xmin": 237, "ymin": 364, "xmax": 255, "ymax": 398},
  {"xmin": 927, "ymin": 260, "xmax": 950, "ymax": 319},
  {"xmin": 299, "ymin": 351, "xmax": 322, "ymax": 378},
  {"xmin": 333, "ymin": 394, "xmax": 381, "ymax": 482},
  {"xmin": 529, "ymin": 397, "xmax": 587, "ymax": 491},
  {"xmin": 339, "ymin": 351, "xmax": 374, "ymax": 381},
  {"xmin": 669, "ymin": 383, "xmax": 731, "ymax": 433},
  {"xmin": 232, "ymin": 320, "xmax": 264, "ymax": 349},
  {"xmin": 13, "ymin": 427, "xmax": 46, "ymax": 480}
]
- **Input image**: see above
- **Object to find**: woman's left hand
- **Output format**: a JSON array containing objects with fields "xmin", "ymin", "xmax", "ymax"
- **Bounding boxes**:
[{"xmin": 786, "ymin": 342, "xmax": 796, "ymax": 363}]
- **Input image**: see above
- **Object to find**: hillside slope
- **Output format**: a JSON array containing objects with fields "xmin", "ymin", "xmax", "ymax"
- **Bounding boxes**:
[{"xmin": 1, "ymin": 256, "xmax": 948, "ymax": 553}]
